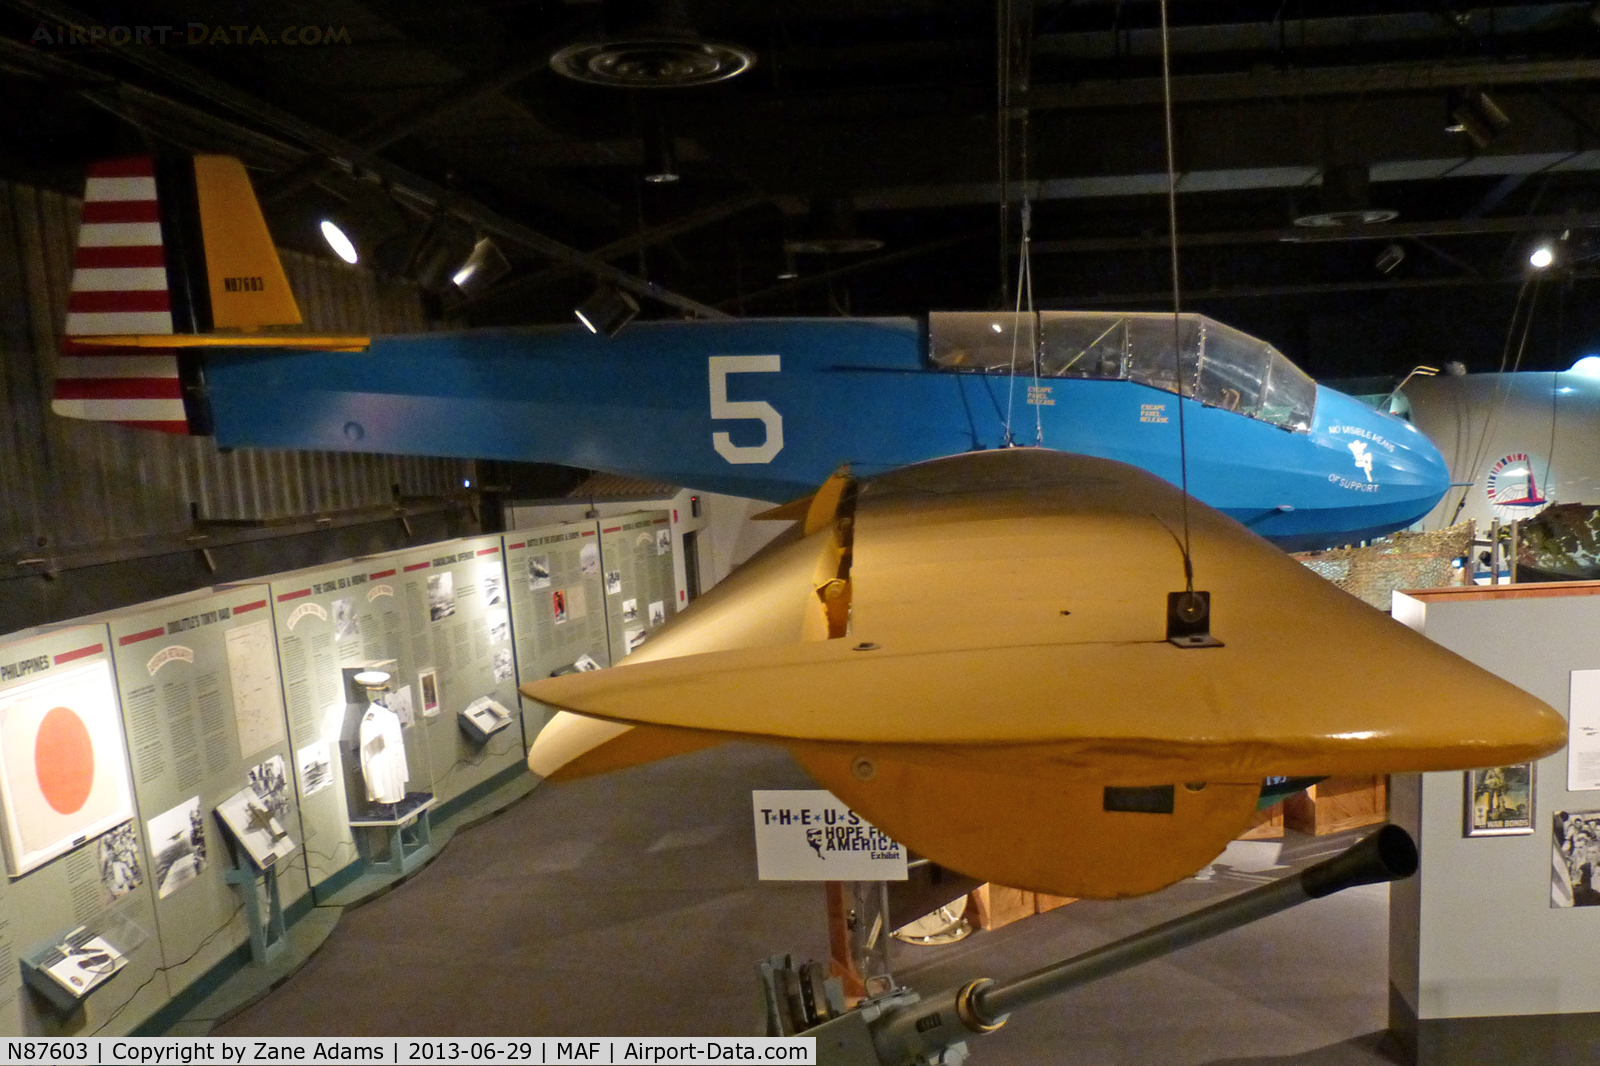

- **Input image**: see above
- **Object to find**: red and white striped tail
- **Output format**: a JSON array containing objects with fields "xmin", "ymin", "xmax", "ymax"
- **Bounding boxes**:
[{"xmin": 51, "ymin": 157, "xmax": 188, "ymax": 433}]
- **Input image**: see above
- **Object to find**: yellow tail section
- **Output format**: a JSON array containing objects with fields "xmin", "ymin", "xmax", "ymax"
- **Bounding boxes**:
[{"xmin": 193, "ymin": 155, "xmax": 302, "ymax": 330}]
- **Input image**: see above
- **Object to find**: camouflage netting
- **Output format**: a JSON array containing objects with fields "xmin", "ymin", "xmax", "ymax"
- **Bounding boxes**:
[{"xmin": 1292, "ymin": 522, "xmax": 1474, "ymax": 611}]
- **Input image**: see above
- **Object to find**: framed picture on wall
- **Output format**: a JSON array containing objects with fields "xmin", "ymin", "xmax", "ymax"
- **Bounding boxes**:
[
  {"xmin": 1464, "ymin": 762, "xmax": 1535, "ymax": 837},
  {"xmin": 0, "ymin": 660, "xmax": 137, "ymax": 876}
]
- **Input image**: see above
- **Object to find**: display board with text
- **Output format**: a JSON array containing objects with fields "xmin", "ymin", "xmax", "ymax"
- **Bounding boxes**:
[
  {"xmin": 503, "ymin": 523, "xmax": 609, "ymax": 740},
  {"xmin": 268, "ymin": 558, "xmax": 434, "ymax": 888},
  {"xmin": 390, "ymin": 537, "xmax": 522, "ymax": 805},
  {"xmin": 102, "ymin": 586, "xmax": 308, "ymax": 991},
  {"xmin": 599, "ymin": 511, "xmax": 677, "ymax": 664},
  {"xmin": 0, "ymin": 625, "xmax": 167, "ymax": 1035}
]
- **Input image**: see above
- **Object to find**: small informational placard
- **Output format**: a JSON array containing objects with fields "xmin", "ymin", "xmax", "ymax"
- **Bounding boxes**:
[
  {"xmin": 1569, "ymin": 670, "xmax": 1600, "ymax": 791},
  {"xmin": 752, "ymin": 790, "xmax": 907, "ymax": 881}
]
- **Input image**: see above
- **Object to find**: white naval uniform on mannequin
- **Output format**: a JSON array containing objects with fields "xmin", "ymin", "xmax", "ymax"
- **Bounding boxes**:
[{"xmin": 359, "ymin": 705, "xmax": 409, "ymax": 804}]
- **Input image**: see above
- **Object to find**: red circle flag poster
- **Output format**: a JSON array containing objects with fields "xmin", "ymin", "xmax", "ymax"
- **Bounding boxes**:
[{"xmin": 0, "ymin": 660, "xmax": 134, "ymax": 875}]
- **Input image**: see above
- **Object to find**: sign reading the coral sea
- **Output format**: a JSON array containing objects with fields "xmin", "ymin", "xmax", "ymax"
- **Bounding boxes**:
[{"xmin": 752, "ymin": 789, "xmax": 907, "ymax": 881}]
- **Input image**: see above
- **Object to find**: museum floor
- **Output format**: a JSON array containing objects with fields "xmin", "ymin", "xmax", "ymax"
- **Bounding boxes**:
[{"xmin": 215, "ymin": 744, "xmax": 1402, "ymax": 1065}]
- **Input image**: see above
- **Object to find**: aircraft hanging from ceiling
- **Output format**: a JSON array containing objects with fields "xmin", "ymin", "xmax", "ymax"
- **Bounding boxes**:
[
  {"xmin": 1390, "ymin": 362, "xmax": 1600, "ymax": 578},
  {"xmin": 521, "ymin": 448, "xmax": 1566, "ymax": 900},
  {"xmin": 51, "ymin": 154, "xmax": 1447, "ymax": 552}
]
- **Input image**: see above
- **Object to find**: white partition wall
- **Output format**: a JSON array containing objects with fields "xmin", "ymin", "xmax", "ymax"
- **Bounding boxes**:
[{"xmin": 1390, "ymin": 582, "xmax": 1600, "ymax": 1064}]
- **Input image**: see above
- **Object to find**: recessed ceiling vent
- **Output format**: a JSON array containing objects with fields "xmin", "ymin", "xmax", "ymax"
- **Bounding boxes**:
[
  {"xmin": 550, "ymin": 0, "xmax": 755, "ymax": 88},
  {"xmin": 1293, "ymin": 163, "xmax": 1398, "ymax": 229}
]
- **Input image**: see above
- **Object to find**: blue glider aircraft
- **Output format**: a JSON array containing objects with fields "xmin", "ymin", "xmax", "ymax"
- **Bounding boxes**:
[{"xmin": 53, "ymin": 156, "xmax": 1446, "ymax": 551}]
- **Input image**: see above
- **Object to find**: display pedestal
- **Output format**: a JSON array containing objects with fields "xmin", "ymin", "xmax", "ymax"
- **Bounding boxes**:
[
  {"xmin": 350, "ymin": 792, "xmax": 436, "ymax": 877},
  {"xmin": 1283, "ymin": 776, "xmax": 1387, "ymax": 836},
  {"xmin": 823, "ymin": 881, "xmax": 892, "ymax": 1004},
  {"xmin": 223, "ymin": 860, "xmax": 287, "ymax": 966},
  {"xmin": 969, "ymin": 883, "xmax": 1035, "ymax": 930}
]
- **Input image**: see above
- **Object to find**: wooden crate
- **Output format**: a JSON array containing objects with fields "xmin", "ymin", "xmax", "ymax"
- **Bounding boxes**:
[
  {"xmin": 1282, "ymin": 776, "xmax": 1388, "ymax": 836},
  {"xmin": 1035, "ymin": 893, "xmax": 1076, "ymax": 913},
  {"xmin": 969, "ymin": 883, "xmax": 1035, "ymax": 930},
  {"xmin": 1238, "ymin": 802, "xmax": 1285, "ymax": 840}
]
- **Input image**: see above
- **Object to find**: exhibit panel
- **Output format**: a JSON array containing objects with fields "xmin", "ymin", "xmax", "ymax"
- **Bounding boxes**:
[
  {"xmin": 267, "ymin": 556, "xmax": 435, "ymax": 890},
  {"xmin": 502, "ymin": 524, "xmax": 609, "ymax": 742},
  {"xmin": 388, "ymin": 537, "xmax": 523, "ymax": 806},
  {"xmin": 0, "ymin": 624, "xmax": 168, "ymax": 1035},
  {"xmin": 1391, "ymin": 584, "xmax": 1600, "ymax": 1062},
  {"xmin": 598, "ymin": 511, "xmax": 677, "ymax": 664},
  {"xmin": 99, "ymin": 586, "xmax": 309, "ymax": 992}
]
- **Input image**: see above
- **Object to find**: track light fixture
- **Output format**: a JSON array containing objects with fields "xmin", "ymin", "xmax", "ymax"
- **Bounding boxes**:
[
  {"xmin": 575, "ymin": 282, "xmax": 640, "ymax": 336},
  {"xmin": 1446, "ymin": 90, "xmax": 1511, "ymax": 149},
  {"xmin": 451, "ymin": 237, "xmax": 512, "ymax": 297},
  {"xmin": 1375, "ymin": 243, "xmax": 1405, "ymax": 274}
]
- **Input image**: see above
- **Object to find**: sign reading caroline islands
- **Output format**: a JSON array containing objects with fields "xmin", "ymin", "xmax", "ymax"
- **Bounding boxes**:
[{"xmin": 752, "ymin": 790, "xmax": 908, "ymax": 881}]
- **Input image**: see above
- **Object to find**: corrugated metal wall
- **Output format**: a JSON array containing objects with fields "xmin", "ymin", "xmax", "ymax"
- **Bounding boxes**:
[{"xmin": 0, "ymin": 178, "xmax": 469, "ymax": 558}]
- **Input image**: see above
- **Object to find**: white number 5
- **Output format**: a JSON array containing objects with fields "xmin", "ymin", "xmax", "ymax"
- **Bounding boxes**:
[{"xmin": 709, "ymin": 355, "xmax": 784, "ymax": 464}]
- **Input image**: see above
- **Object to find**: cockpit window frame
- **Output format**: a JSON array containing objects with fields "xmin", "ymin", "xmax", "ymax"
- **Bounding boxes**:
[{"xmin": 928, "ymin": 310, "xmax": 1317, "ymax": 434}]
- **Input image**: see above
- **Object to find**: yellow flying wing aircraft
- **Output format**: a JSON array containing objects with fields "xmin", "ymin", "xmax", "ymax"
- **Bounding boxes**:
[{"xmin": 522, "ymin": 448, "xmax": 1565, "ymax": 899}]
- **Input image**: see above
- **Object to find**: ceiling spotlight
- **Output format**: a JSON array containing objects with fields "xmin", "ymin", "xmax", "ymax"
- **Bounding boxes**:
[
  {"xmin": 451, "ymin": 237, "xmax": 512, "ymax": 297},
  {"xmin": 408, "ymin": 215, "xmax": 479, "ymax": 293},
  {"xmin": 320, "ymin": 220, "xmax": 358, "ymax": 264},
  {"xmin": 1530, "ymin": 245, "xmax": 1555, "ymax": 269},
  {"xmin": 1447, "ymin": 90, "xmax": 1511, "ymax": 149},
  {"xmin": 575, "ymin": 283, "xmax": 640, "ymax": 337},
  {"xmin": 319, "ymin": 189, "xmax": 408, "ymax": 268},
  {"xmin": 1375, "ymin": 242, "xmax": 1406, "ymax": 274}
]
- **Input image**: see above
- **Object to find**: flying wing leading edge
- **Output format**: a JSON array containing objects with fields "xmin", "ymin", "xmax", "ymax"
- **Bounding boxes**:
[{"xmin": 522, "ymin": 448, "xmax": 1566, "ymax": 899}]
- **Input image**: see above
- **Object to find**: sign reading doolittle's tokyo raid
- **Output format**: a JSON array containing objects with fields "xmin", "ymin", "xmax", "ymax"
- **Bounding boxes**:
[{"xmin": 752, "ymin": 790, "xmax": 907, "ymax": 880}]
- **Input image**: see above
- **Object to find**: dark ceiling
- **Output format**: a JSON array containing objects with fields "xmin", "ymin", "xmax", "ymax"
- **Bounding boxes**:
[{"xmin": 5, "ymin": 0, "xmax": 1600, "ymax": 377}]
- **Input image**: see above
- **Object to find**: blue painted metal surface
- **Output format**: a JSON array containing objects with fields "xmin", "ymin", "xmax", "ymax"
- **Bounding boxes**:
[{"xmin": 203, "ymin": 317, "xmax": 1448, "ymax": 551}]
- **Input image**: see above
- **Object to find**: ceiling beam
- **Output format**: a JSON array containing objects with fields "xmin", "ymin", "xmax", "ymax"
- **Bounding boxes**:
[
  {"xmin": 2, "ymin": 0, "xmax": 730, "ymax": 320},
  {"xmin": 719, "ymin": 232, "xmax": 985, "ymax": 310},
  {"xmin": 1028, "ymin": 212, "xmax": 1600, "ymax": 254},
  {"xmin": 1039, "ymin": 270, "xmax": 1600, "ymax": 307},
  {"xmin": 1023, "ymin": 57, "xmax": 1600, "ymax": 110}
]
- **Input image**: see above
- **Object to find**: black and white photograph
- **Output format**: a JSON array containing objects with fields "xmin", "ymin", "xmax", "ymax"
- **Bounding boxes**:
[
  {"xmin": 1465, "ymin": 763, "xmax": 1535, "ymax": 837},
  {"xmin": 419, "ymin": 669, "xmax": 440, "ymax": 716},
  {"xmin": 297, "ymin": 740, "xmax": 332, "ymax": 798},
  {"xmin": 605, "ymin": 569, "xmax": 622, "ymax": 595},
  {"xmin": 626, "ymin": 627, "xmax": 647, "ymax": 653},
  {"xmin": 579, "ymin": 542, "xmax": 599, "ymax": 575},
  {"xmin": 332, "ymin": 596, "xmax": 356, "ymax": 641},
  {"xmin": 648, "ymin": 600, "xmax": 666, "ymax": 626},
  {"xmin": 552, "ymin": 589, "xmax": 568, "ymax": 625},
  {"xmin": 97, "ymin": 820, "xmax": 142, "ymax": 905},
  {"xmin": 146, "ymin": 796, "xmax": 206, "ymax": 900},
  {"xmin": 656, "ymin": 529, "xmax": 671, "ymax": 556},
  {"xmin": 488, "ymin": 607, "xmax": 510, "ymax": 644},
  {"xmin": 217, "ymin": 784, "xmax": 295, "ymax": 870},
  {"xmin": 492, "ymin": 648, "xmax": 514, "ymax": 684},
  {"xmin": 428, "ymin": 571, "xmax": 456, "ymax": 621},
  {"xmin": 528, "ymin": 554, "xmax": 552, "ymax": 591},
  {"xmin": 622, "ymin": 598, "xmax": 638, "ymax": 623},
  {"xmin": 482, "ymin": 566, "xmax": 505, "ymax": 607},
  {"xmin": 1553, "ymin": 810, "xmax": 1600, "ymax": 908},
  {"xmin": 247, "ymin": 754, "xmax": 292, "ymax": 825}
]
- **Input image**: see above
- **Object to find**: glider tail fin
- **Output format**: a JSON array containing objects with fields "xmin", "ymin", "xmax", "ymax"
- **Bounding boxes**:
[{"xmin": 52, "ymin": 154, "xmax": 304, "ymax": 434}]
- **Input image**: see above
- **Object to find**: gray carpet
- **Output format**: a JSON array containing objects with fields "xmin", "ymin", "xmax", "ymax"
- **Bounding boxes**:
[{"xmin": 219, "ymin": 743, "xmax": 1402, "ymax": 1065}]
